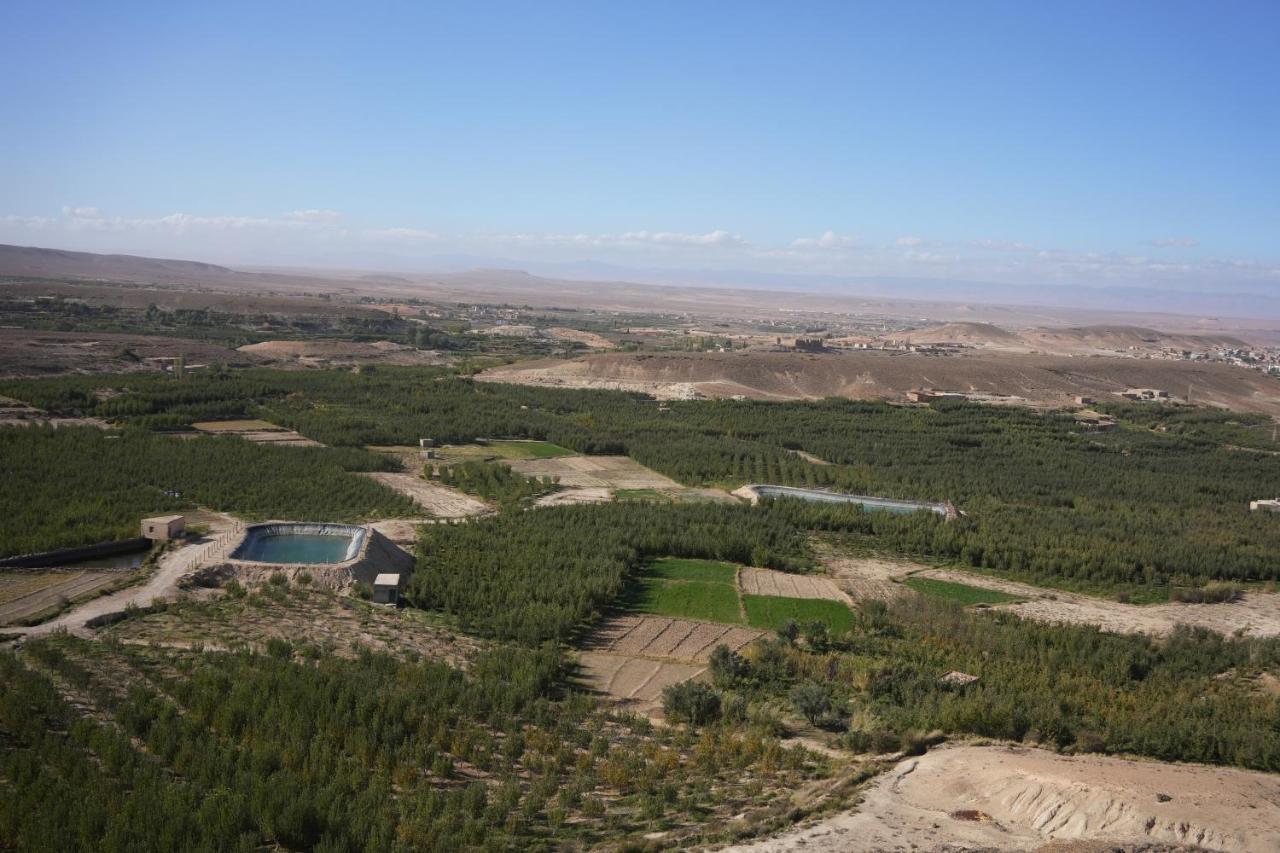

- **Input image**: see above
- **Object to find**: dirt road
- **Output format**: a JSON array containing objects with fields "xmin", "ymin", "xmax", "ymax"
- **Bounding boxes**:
[{"xmin": 10, "ymin": 513, "xmax": 242, "ymax": 639}]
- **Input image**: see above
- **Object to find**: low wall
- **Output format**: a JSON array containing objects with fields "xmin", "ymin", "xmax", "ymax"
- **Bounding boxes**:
[{"xmin": 0, "ymin": 538, "xmax": 151, "ymax": 569}]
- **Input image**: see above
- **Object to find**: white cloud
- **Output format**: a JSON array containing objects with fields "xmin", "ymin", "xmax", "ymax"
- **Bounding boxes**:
[
  {"xmin": 286, "ymin": 208, "xmax": 341, "ymax": 223},
  {"xmin": 894, "ymin": 235, "xmax": 927, "ymax": 247},
  {"xmin": 616, "ymin": 229, "xmax": 747, "ymax": 247},
  {"xmin": 790, "ymin": 231, "xmax": 857, "ymax": 250},
  {"xmin": 972, "ymin": 238, "xmax": 1034, "ymax": 252},
  {"xmin": 1147, "ymin": 237, "xmax": 1199, "ymax": 248}
]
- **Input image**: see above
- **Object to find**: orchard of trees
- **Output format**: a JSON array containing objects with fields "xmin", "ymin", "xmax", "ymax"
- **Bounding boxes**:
[
  {"xmin": 408, "ymin": 501, "xmax": 839, "ymax": 644},
  {"xmin": 701, "ymin": 595, "xmax": 1280, "ymax": 772},
  {"xmin": 0, "ymin": 426, "xmax": 417, "ymax": 558},
  {"xmin": 5, "ymin": 366, "xmax": 1280, "ymax": 588},
  {"xmin": 0, "ymin": 635, "xmax": 824, "ymax": 852},
  {"xmin": 435, "ymin": 460, "xmax": 557, "ymax": 508}
]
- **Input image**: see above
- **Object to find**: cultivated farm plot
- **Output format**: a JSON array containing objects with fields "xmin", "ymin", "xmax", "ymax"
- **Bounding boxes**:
[
  {"xmin": 0, "ymin": 570, "xmax": 117, "ymax": 626},
  {"xmin": 740, "ymin": 567, "xmax": 850, "ymax": 603},
  {"xmin": 507, "ymin": 454, "xmax": 735, "ymax": 502},
  {"xmin": 358, "ymin": 472, "xmax": 489, "ymax": 518},
  {"xmin": 191, "ymin": 419, "xmax": 322, "ymax": 447},
  {"xmin": 742, "ymin": 595, "xmax": 856, "ymax": 634},
  {"xmin": 580, "ymin": 614, "xmax": 764, "ymax": 661}
]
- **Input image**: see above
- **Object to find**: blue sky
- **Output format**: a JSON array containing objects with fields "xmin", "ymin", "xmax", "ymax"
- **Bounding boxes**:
[{"xmin": 1, "ymin": 1, "xmax": 1277, "ymax": 292}]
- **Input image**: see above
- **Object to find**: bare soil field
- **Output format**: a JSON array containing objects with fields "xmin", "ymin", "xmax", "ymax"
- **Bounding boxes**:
[
  {"xmin": 916, "ymin": 568, "xmax": 1280, "ymax": 639},
  {"xmin": 358, "ymin": 472, "xmax": 490, "ymax": 518},
  {"xmin": 0, "ymin": 395, "xmax": 107, "ymax": 428},
  {"xmin": 814, "ymin": 543, "xmax": 923, "ymax": 603},
  {"xmin": 236, "ymin": 339, "xmax": 449, "ymax": 367},
  {"xmin": 545, "ymin": 327, "xmax": 614, "ymax": 349},
  {"xmin": 506, "ymin": 454, "xmax": 735, "ymax": 502},
  {"xmin": 191, "ymin": 419, "xmax": 322, "ymax": 446},
  {"xmin": 577, "ymin": 614, "xmax": 765, "ymax": 715},
  {"xmin": 575, "ymin": 653, "xmax": 705, "ymax": 713},
  {"xmin": 818, "ymin": 541, "xmax": 1280, "ymax": 638},
  {"xmin": 582, "ymin": 614, "xmax": 764, "ymax": 661},
  {"xmin": 0, "ymin": 328, "xmax": 265, "ymax": 378},
  {"xmin": 739, "ymin": 567, "xmax": 851, "ymax": 604},
  {"xmin": 103, "ymin": 587, "xmax": 481, "ymax": 668},
  {"xmin": 0, "ymin": 570, "xmax": 116, "ymax": 625},
  {"xmin": 727, "ymin": 744, "xmax": 1280, "ymax": 852},
  {"xmin": 479, "ymin": 350, "xmax": 1280, "ymax": 417}
]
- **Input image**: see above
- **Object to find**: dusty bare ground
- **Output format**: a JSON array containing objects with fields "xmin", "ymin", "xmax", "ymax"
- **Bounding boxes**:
[
  {"xmin": 0, "ymin": 395, "xmax": 108, "ymax": 428},
  {"xmin": 740, "ymin": 567, "xmax": 851, "ymax": 603},
  {"xmin": 0, "ymin": 571, "xmax": 116, "ymax": 625},
  {"xmin": 575, "ymin": 653, "xmax": 705, "ymax": 714},
  {"xmin": 507, "ymin": 454, "xmax": 735, "ymax": 502},
  {"xmin": 236, "ymin": 339, "xmax": 449, "ymax": 368},
  {"xmin": 545, "ymin": 327, "xmax": 615, "ymax": 349},
  {"xmin": 103, "ymin": 586, "xmax": 481, "ymax": 668},
  {"xmin": 726, "ymin": 744, "xmax": 1280, "ymax": 853},
  {"xmin": 191, "ymin": 419, "xmax": 321, "ymax": 446},
  {"xmin": 0, "ymin": 328, "xmax": 267, "ymax": 378},
  {"xmin": 814, "ymin": 543, "xmax": 925, "ymax": 603},
  {"xmin": 358, "ymin": 472, "xmax": 490, "ymax": 518},
  {"xmin": 478, "ymin": 350, "xmax": 1280, "ymax": 417},
  {"xmin": 917, "ymin": 568, "xmax": 1280, "ymax": 639},
  {"xmin": 577, "ymin": 614, "xmax": 765, "ymax": 715},
  {"xmin": 535, "ymin": 487, "xmax": 613, "ymax": 506}
]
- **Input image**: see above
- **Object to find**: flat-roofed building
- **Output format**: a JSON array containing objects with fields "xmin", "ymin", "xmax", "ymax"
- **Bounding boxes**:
[{"xmin": 141, "ymin": 515, "xmax": 185, "ymax": 540}]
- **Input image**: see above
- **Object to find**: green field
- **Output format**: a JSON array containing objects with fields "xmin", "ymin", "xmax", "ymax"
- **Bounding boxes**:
[
  {"xmin": 613, "ymin": 488, "xmax": 675, "ymax": 502},
  {"xmin": 742, "ymin": 595, "xmax": 855, "ymax": 634},
  {"xmin": 632, "ymin": 577, "xmax": 744, "ymax": 624},
  {"xmin": 648, "ymin": 557, "xmax": 738, "ymax": 584},
  {"xmin": 486, "ymin": 440, "xmax": 574, "ymax": 459},
  {"xmin": 903, "ymin": 576, "xmax": 1022, "ymax": 605}
]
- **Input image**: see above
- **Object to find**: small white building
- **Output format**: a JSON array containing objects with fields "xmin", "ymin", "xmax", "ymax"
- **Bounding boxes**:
[
  {"xmin": 1250, "ymin": 499, "xmax": 1280, "ymax": 514},
  {"xmin": 141, "ymin": 515, "xmax": 185, "ymax": 540},
  {"xmin": 373, "ymin": 573, "xmax": 403, "ymax": 605}
]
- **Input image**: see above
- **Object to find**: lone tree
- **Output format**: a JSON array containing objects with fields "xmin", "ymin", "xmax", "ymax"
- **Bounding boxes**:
[
  {"xmin": 662, "ymin": 681, "xmax": 722, "ymax": 726},
  {"xmin": 708, "ymin": 644, "xmax": 749, "ymax": 687},
  {"xmin": 790, "ymin": 680, "xmax": 840, "ymax": 727}
]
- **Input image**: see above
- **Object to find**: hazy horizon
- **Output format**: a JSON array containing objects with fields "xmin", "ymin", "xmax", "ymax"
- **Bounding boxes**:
[{"xmin": 2, "ymin": 2, "xmax": 1277, "ymax": 299}]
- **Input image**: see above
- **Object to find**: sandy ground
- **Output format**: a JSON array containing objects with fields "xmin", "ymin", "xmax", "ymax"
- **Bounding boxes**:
[
  {"xmin": 545, "ymin": 327, "xmax": 614, "ymax": 349},
  {"xmin": 535, "ymin": 487, "xmax": 614, "ymax": 506},
  {"xmin": 237, "ymin": 339, "xmax": 449, "ymax": 368},
  {"xmin": 575, "ymin": 653, "xmax": 705, "ymax": 713},
  {"xmin": 740, "ymin": 567, "xmax": 851, "ymax": 603},
  {"xmin": 10, "ymin": 512, "xmax": 243, "ymax": 639},
  {"xmin": 814, "ymin": 539, "xmax": 1280, "ymax": 639},
  {"xmin": 815, "ymin": 544, "xmax": 922, "ymax": 603},
  {"xmin": 726, "ymin": 744, "xmax": 1280, "ymax": 853},
  {"xmin": 507, "ymin": 454, "xmax": 735, "ymax": 503},
  {"xmin": 577, "ymin": 614, "xmax": 765, "ymax": 714},
  {"xmin": 478, "ymin": 350, "xmax": 1280, "ymax": 417},
  {"xmin": 358, "ymin": 472, "xmax": 490, "ymax": 518},
  {"xmin": 0, "ymin": 328, "xmax": 266, "ymax": 378},
  {"xmin": 191, "ymin": 419, "xmax": 321, "ymax": 446},
  {"xmin": 916, "ymin": 568, "xmax": 1280, "ymax": 639}
]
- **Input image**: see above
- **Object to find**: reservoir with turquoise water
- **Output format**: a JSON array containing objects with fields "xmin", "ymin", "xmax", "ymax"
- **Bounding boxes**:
[{"xmin": 230, "ymin": 523, "xmax": 367, "ymax": 564}]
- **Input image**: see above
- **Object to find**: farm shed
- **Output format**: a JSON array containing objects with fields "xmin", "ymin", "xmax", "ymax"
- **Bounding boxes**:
[{"xmin": 141, "ymin": 515, "xmax": 186, "ymax": 540}]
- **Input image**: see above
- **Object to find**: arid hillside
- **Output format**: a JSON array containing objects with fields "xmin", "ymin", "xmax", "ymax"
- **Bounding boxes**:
[
  {"xmin": 479, "ymin": 350, "xmax": 1280, "ymax": 416},
  {"xmin": 893, "ymin": 321, "xmax": 1252, "ymax": 355}
]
